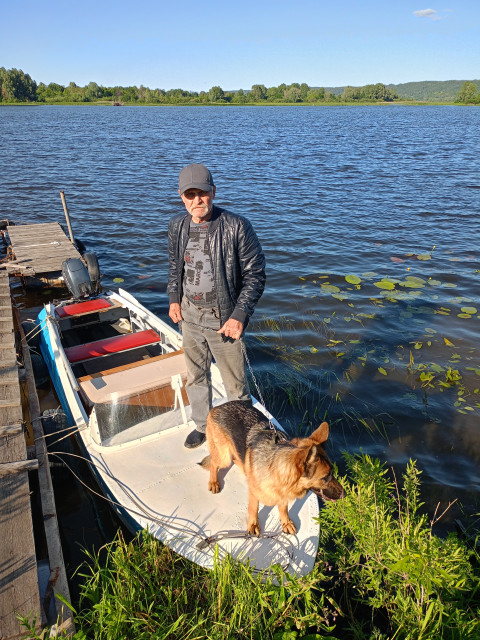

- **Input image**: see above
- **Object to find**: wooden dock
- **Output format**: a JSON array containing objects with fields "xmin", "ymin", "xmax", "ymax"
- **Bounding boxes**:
[
  {"xmin": 0, "ymin": 269, "xmax": 74, "ymax": 639},
  {"xmin": 0, "ymin": 269, "xmax": 42, "ymax": 639},
  {"xmin": 4, "ymin": 223, "xmax": 81, "ymax": 285}
]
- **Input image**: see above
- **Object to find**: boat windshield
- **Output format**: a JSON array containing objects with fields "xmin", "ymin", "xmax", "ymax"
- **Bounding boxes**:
[
  {"xmin": 94, "ymin": 391, "xmax": 188, "ymax": 445},
  {"xmin": 78, "ymin": 352, "xmax": 189, "ymax": 446}
]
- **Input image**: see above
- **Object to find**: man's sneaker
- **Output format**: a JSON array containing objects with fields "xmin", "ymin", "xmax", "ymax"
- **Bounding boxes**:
[{"xmin": 184, "ymin": 429, "xmax": 206, "ymax": 449}]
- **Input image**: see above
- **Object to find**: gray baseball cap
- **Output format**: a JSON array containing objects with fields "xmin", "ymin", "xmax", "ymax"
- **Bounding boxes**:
[{"xmin": 179, "ymin": 163, "xmax": 215, "ymax": 195}]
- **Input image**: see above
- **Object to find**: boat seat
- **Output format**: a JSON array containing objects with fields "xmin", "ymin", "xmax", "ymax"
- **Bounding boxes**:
[
  {"xmin": 65, "ymin": 329, "xmax": 161, "ymax": 363},
  {"xmin": 78, "ymin": 350, "xmax": 188, "ymax": 405},
  {"xmin": 56, "ymin": 298, "xmax": 113, "ymax": 318}
]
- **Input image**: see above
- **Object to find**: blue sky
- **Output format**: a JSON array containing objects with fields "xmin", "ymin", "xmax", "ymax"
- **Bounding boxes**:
[{"xmin": 2, "ymin": 1, "xmax": 479, "ymax": 90}]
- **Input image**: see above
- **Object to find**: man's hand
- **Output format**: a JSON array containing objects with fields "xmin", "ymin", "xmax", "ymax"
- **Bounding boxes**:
[
  {"xmin": 217, "ymin": 318, "xmax": 243, "ymax": 340},
  {"xmin": 169, "ymin": 303, "xmax": 183, "ymax": 324}
]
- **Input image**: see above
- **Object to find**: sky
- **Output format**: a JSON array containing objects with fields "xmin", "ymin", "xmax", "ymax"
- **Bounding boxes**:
[{"xmin": 2, "ymin": 0, "xmax": 479, "ymax": 91}]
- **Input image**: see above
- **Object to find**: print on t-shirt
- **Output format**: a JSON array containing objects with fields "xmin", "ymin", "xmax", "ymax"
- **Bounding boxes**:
[{"xmin": 184, "ymin": 222, "xmax": 217, "ymax": 305}]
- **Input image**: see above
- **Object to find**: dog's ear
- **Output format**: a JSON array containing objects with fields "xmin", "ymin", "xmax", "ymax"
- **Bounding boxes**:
[{"xmin": 309, "ymin": 422, "xmax": 329, "ymax": 444}]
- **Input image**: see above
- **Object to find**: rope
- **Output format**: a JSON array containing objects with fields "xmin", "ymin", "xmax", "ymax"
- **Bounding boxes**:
[
  {"xmin": 181, "ymin": 319, "xmax": 285, "ymax": 439},
  {"xmin": 22, "ymin": 313, "xmax": 57, "ymax": 344},
  {"xmin": 47, "ymin": 448, "xmax": 293, "ymax": 573}
]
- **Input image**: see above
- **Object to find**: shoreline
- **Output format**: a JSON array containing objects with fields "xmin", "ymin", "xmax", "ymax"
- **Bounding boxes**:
[{"xmin": 0, "ymin": 100, "xmax": 474, "ymax": 107}]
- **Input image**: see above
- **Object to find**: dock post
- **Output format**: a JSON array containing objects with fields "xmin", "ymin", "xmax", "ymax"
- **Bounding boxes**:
[{"xmin": 59, "ymin": 191, "xmax": 76, "ymax": 246}]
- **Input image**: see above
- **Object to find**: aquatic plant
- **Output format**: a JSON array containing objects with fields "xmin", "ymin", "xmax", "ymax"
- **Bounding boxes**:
[{"xmin": 317, "ymin": 455, "xmax": 480, "ymax": 639}]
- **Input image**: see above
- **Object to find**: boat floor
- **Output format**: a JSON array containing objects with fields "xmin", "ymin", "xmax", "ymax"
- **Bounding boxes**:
[{"xmin": 88, "ymin": 423, "xmax": 320, "ymax": 576}]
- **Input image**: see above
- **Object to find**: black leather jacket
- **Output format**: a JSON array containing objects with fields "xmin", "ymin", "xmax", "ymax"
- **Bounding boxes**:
[{"xmin": 167, "ymin": 206, "xmax": 266, "ymax": 328}]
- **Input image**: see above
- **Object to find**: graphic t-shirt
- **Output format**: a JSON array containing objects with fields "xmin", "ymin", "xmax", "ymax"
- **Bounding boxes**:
[{"xmin": 183, "ymin": 220, "xmax": 217, "ymax": 306}]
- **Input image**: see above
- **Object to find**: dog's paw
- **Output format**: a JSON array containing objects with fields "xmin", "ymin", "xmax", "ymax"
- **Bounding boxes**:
[
  {"xmin": 208, "ymin": 481, "xmax": 221, "ymax": 494},
  {"xmin": 281, "ymin": 519, "xmax": 297, "ymax": 535},
  {"xmin": 248, "ymin": 521, "xmax": 261, "ymax": 536}
]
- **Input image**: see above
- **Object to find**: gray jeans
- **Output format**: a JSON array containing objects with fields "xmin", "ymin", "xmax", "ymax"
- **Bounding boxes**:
[{"xmin": 180, "ymin": 297, "xmax": 250, "ymax": 433}]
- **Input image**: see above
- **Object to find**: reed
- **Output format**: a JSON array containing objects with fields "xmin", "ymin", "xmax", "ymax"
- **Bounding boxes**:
[{"xmin": 317, "ymin": 455, "xmax": 480, "ymax": 639}]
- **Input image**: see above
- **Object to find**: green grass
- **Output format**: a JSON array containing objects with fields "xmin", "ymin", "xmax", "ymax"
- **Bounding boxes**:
[
  {"xmin": 20, "ymin": 456, "xmax": 480, "ymax": 640},
  {"xmin": 317, "ymin": 455, "xmax": 480, "ymax": 639}
]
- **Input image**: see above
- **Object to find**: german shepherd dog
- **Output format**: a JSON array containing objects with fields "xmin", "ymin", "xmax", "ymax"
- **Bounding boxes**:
[{"xmin": 200, "ymin": 401, "xmax": 344, "ymax": 536}]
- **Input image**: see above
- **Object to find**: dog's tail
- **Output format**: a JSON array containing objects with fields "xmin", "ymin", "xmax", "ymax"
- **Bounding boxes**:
[{"xmin": 198, "ymin": 454, "xmax": 211, "ymax": 470}]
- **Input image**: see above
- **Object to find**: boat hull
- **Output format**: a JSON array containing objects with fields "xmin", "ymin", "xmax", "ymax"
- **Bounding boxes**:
[{"xmin": 37, "ymin": 290, "xmax": 320, "ymax": 576}]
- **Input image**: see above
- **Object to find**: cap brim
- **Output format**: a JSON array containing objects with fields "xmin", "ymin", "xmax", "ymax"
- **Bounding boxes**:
[{"xmin": 179, "ymin": 182, "xmax": 214, "ymax": 195}]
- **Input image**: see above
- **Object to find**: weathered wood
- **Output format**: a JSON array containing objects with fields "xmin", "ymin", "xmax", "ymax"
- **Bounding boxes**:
[
  {"xmin": 60, "ymin": 191, "xmax": 76, "ymax": 245},
  {"xmin": 15, "ymin": 306, "xmax": 75, "ymax": 633},
  {"xmin": 6, "ymin": 222, "xmax": 81, "ymax": 279},
  {"xmin": 0, "ymin": 459, "xmax": 39, "ymax": 477},
  {"xmin": 0, "ymin": 270, "xmax": 42, "ymax": 640},
  {"xmin": 0, "ymin": 423, "xmax": 23, "ymax": 437}
]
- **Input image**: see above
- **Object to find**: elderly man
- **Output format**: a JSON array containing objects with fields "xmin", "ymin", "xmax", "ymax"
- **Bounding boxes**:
[{"xmin": 167, "ymin": 163, "xmax": 266, "ymax": 448}]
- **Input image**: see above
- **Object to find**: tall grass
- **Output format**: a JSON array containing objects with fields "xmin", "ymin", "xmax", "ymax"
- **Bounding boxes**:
[
  {"xmin": 21, "ymin": 456, "xmax": 480, "ymax": 640},
  {"xmin": 317, "ymin": 455, "xmax": 480, "ymax": 639},
  {"xmin": 39, "ymin": 534, "xmax": 336, "ymax": 640}
]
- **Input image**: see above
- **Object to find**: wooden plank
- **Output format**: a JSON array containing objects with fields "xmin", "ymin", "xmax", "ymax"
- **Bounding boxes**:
[
  {"xmin": 0, "ymin": 271, "xmax": 42, "ymax": 640},
  {"xmin": 15, "ymin": 306, "xmax": 75, "ymax": 634},
  {"xmin": 6, "ymin": 223, "xmax": 81, "ymax": 279},
  {"xmin": 0, "ymin": 472, "xmax": 42, "ymax": 638},
  {"xmin": 78, "ymin": 348, "xmax": 185, "ymax": 381},
  {"xmin": 0, "ymin": 424, "xmax": 23, "ymax": 437},
  {"xmin": 0, "ymin": 459, "xmax": 39, "ymax": 477}
]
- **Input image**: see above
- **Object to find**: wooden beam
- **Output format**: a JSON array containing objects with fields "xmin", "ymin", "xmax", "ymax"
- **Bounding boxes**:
[
  {"xmin": 0, "ymin": 459, "xmax": 39, "ymax": 477},
  {"xmin": 14, "ymin": 306, "xmax": 75, "ymax": 634},
  {"xmin": 0, "ymin": 423, "xmax": 23, "ymax": 437}
]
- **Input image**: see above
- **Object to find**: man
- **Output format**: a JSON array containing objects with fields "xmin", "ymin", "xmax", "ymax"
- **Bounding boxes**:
[{"xmin": 167, "ymin": 163, "xmax": 266, "ymax": 448}]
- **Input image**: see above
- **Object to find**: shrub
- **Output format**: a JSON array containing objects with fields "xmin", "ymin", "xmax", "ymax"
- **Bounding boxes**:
[{"xmin": 317, "ymin": 454, "xmax": 480, "ymax": 639}]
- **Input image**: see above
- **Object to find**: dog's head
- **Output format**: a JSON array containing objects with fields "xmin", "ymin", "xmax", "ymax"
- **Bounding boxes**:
[{"xmin": 293, "ymin": 422, "xmax": 345, "ymax": 502}]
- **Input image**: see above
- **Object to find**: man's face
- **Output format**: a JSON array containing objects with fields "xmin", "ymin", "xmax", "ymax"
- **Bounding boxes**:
[{"xmin": 180, "ymin": 187, "xmax": 216, "ymax": 223}]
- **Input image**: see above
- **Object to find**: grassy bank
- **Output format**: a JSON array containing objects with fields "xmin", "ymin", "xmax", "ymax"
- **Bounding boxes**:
[{"xmin": 21, "ymin": 455, "xmax": 480, "ymax": 639}]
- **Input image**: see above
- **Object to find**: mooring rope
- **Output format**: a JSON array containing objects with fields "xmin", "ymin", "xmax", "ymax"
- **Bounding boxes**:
[
  {"xmin": 181, "ymin": 318, "xmax": 285, "ymax": 439},
  {"xmin": 47, "ymin": 448, "xmax": 294, "ymax": 573}
]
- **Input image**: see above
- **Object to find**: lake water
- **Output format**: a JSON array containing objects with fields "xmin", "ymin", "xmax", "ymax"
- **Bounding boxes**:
[{"xmin": 1, "ymin": 105, "xmax": 479, "ymax": 554}]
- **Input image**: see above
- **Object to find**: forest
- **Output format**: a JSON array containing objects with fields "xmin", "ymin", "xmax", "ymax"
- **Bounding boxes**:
[{"xmin": 0, "ymin": 67, "xmax": 479, "ymax": 105}]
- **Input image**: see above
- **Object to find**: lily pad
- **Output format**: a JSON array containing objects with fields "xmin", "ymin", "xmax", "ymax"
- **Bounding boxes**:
[
  {"xmin": 416, "ymin": 254, "xmax": 432, "ymax": 261},
  {"xmin": 321, "ymin": 284, "xmax": 341, "ymax": 293},
  {"xmin": 373, "ymin": 280, "xmax": 396, "ymax": 290},
  {"xmin": 113, "ymin": 277, "xmax": 124, "ymax": 283},
  {"xmin": 378, "ymin": 367, "xmax": 387, "ymax": 376},
  {"xmin": 461, "ymin": 306, "xmax": 477, "ymax": 315},
  {"xmin": 345, "ymin": 275, "xmax": 362, "ymax": 284}
]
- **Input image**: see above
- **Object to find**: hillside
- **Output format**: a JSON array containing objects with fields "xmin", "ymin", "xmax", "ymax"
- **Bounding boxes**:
[{"xmin": 324, "ymin": 80, "xmax": 479, "ymax": 102}]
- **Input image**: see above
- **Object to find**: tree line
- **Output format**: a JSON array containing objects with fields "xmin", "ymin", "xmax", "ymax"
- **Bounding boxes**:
[
  {"xmin": 1, "ymin": 67, "xmax": 478, "ymax": 105},
  {"xmin": 0, "ymin": 67, "xmax": 398, "ymax": 104}
]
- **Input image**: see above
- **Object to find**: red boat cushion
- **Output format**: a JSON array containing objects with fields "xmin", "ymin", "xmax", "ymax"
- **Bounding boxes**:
[
  {"xmin": 56, "ymin": 299, "xmax": 112, "ymax": 318},
  {"xmin": 65, "ymin": 329, "xmax": 161, "ymax": 363}
]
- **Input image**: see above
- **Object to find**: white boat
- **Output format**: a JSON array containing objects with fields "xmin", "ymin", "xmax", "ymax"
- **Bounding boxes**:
[{"xmin": 37, "ymin": 268, "xmax": 320, "ymax": 576}]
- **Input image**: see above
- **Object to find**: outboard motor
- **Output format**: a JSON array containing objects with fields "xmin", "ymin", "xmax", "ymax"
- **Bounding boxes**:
[
  {"xmin": 62, "ymin": 258, "xmax": 92, "ymax": 299},
  {"xmin": 83, "ymin": 252, "xmax": 101, "ymax": 294}
]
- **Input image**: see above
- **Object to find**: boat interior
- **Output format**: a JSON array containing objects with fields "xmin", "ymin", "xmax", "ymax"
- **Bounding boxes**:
[{"xmin": 54, "ymin": 297, "xmax": 191, "ymax": 444}]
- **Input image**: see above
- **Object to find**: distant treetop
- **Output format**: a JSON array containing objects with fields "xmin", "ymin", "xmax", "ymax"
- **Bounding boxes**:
[{"xmin": 1, "ymin": 67, "xmax": 478, "ymax": 105}]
